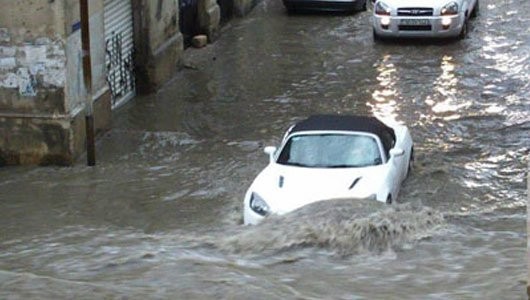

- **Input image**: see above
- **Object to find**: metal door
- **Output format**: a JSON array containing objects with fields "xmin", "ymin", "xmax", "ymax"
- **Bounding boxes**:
[{"xmin": 104, "ymin": 0, "xmax": 136, "ymax": 108}]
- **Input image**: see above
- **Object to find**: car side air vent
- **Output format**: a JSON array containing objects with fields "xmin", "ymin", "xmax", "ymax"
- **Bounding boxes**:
[{"xmin": 348, "ymin": 177, "xmax": 362, "ymax": 190}]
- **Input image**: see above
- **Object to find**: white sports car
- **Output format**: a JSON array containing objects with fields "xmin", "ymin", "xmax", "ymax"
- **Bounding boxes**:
[
  {"xmin": 372, "ymin": 0, "xmax": 479, "ymax": 40},
  {"xmin": 243, "ymin": 115, "xmax": 414, "ymax": 225}
]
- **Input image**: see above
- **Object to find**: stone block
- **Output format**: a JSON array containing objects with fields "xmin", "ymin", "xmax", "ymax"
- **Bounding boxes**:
[{"xmin": 192, "ymin": 35, "xmax": 208, "ymax": 48}]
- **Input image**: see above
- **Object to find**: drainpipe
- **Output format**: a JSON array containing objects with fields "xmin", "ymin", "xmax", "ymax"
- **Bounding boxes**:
[{"xmin": 80, "ymin": 0, "xmax": 96, "ymax": 166}]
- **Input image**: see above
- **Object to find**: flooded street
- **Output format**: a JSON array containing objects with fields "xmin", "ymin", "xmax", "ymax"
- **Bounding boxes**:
[{"xmin": 1, "ymin": 0, "xmax": 528, "ymax": 298}]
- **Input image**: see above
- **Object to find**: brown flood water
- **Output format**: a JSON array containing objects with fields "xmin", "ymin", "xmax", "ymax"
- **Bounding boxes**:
[{"xmin": 1, "ymin": 0, "xmax": 528, "ymax": 298}]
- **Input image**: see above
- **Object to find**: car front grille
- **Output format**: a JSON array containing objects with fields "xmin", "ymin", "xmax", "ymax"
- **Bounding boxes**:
[
  {"xmin": 397, "ymin": 7, "xmax": 433, "ymax": 16},
  {"xmin": 398, "ymin": 25, "xmax": 432, "ymax": 31}
]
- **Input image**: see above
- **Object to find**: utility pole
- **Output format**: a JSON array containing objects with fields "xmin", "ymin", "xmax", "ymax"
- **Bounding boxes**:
[{"xmin": 80, "ymin": 0, "xmax": 96, "ymax": 166}]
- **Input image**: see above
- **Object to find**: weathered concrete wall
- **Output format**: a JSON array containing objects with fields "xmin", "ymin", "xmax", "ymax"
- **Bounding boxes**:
[
  {"xmin": 133, "ymin": 0, "xmax": 184, "ymax": 93},
  {"xmin": 0, "ymin": 0, "xmax": 110, "ymax": 166},
  {"xmin": 0, "ymin": 0, "xmax": 67, "ymax": 114},
  {"xmin": 63, "ymin": 0, "xmax": 108, "ymax": 112},
  {"xmin": 198, "ymin": 0, "xmax": 221, "ymax": 41},
  {"xmin": 0, "ymin": 116, "xmax": 70, "ymax": 165}
]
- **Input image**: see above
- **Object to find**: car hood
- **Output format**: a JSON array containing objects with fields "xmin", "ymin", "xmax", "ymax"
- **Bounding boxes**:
[
  {"xmin": 249, "ymin": 163, "xmax": 384, "ymax": 215},
  {"xmin": 379, "ymin": 0, "xmax": 456, "ymax": 9}
]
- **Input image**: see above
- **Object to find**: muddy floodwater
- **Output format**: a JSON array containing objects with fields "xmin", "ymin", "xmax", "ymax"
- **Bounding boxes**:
[{"xmin": 1, "ymin": 0, "xmax": 528, "ymax": 298}]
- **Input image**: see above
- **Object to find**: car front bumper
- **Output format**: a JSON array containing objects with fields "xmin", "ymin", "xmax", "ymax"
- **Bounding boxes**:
[
  {"xmin": 243, "ymin": 192, "xmax": 385, "ymax": 225},
  {"xmin": 244, "ymin": 207, "xmax": 266, "ymax": 225},
  {"xmin": 373, "ymin": 14, "xmax": 464, "ymax": 38}
]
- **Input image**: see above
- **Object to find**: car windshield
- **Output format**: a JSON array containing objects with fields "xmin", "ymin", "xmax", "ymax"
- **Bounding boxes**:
[{"xmin": 277, "ymin": 133, "xmax": 382, "ymax": 168}]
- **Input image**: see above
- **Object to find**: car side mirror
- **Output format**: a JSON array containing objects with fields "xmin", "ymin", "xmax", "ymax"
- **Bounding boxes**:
[
  {"xmin": 264, "ymin": 146, "xmax": 277, "ymax": 163},
  {"xmin": 389, "ymin": 148, "xmax": 405, "ymax": 158}
]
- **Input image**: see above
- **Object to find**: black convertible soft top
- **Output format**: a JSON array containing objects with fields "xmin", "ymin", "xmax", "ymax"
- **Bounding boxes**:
[{"xmin": 290, "ymin": 115, "xmax": 396, "ymax": 153}]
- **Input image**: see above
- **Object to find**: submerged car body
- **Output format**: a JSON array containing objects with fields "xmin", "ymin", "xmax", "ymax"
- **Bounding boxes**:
[
  {"xmin": 283, "ymin": 0, "xmax": 367, "ymax": 13},
  {"xmin": 372, "ymin": 0, "xmax": 479, "ymax": 40},
  {"xmin": 243, "ymin": 115, "xmax": 414, "ymax": 225}
]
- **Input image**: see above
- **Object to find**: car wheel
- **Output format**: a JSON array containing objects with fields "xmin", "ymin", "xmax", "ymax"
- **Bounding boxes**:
[
  {"xmin": 470, "ymin": 0, "xmax": 479, "ymax": 18},
  {"xmin": 458, "ymin": 19, "xmax": 468, "ymax": 40}
]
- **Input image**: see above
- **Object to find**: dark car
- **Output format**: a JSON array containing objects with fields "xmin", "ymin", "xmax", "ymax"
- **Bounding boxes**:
[{"xmin": 283, "ymin": 0, "xmax": 367, "ymax": 13}]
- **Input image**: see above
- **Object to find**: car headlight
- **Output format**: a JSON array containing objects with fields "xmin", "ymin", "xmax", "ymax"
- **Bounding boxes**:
[
  {"xmin": 441, "ymin": 1, "xmax": 458, "ymax": 15},
  {"xmin": 375, "ymin": 1, "xmax": 391, "ymax": 16},
  {"xmin": 250, "ymin": 193, "xmax": 270, "ymax": 216}
]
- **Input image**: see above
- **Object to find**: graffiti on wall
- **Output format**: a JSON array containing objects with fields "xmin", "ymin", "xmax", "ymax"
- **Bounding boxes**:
[{"xmin": 105, "ymin": 32, "xmax": 135, "ymax": 106}]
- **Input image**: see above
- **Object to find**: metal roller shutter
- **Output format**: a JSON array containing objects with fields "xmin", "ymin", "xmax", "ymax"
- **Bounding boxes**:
[{"xmin": 104, "ymin": 0, "xmax": 135, "ymax": 108}]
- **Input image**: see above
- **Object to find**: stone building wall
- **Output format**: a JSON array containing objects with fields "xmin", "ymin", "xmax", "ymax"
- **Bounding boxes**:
[
  {"xmin": 0, "ymin": 0, "xmax": 110, "ymax": 166},
  {"xmin": 133, "ymin": 0, "xmax": 185, "ymax": 93}
]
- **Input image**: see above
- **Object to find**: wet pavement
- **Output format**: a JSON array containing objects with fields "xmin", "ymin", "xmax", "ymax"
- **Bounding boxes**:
[{"xmin": 1, "ymin": 0, "xmax": 529, "ymax": 298}]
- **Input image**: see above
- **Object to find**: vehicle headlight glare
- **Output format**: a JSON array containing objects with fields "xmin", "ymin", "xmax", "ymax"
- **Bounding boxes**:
[
  {"xmin": 250, "ymin": 193, "xmax": 270, "ymax": 216},
  {"xmin": 441, "ymin": 1, "xmax": 458, "ymax": 15},
  {"xmin": 441, "ymin": 16, "xmax": 452, "ymax": 26},
  {"xmin": 375, "ymin": 1, "xmax": 391, "ymax": 16},
  {"xmin": 380, "ymin": 16, "xmax": 391, "ymax": 26}
]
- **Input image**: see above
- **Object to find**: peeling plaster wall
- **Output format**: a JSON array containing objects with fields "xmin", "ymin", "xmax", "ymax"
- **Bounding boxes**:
[
  {"xmin": 0, "ymin": 36, "xmax": 66, "ymax": 98},
  {"xmin": 0, "ymin": 0, "xmax": 107, "ymax": 114},
  {"xmin": 0, "ymin": 0, "xmax": 67, "ymax": 113}
]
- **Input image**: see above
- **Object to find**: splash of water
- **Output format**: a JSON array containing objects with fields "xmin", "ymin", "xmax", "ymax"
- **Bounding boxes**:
[{"xmin": 220, "ymin": 199, "xmax": 444, "ymax": 256}]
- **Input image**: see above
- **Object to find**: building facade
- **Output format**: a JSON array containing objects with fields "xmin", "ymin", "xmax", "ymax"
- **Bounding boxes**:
[{"xmin": 0, "ymin": 0, "xmax": 255, "ymax": 166}]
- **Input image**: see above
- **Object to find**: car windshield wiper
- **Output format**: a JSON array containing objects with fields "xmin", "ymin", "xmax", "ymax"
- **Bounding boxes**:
[
  {"xmin": 280, "ymin": 161, "xmax": 312, "ymax": 167},
  {"xmin": 280, "ymin": 162, "xmax": 369, "ymax": 168},
  {"xmin": 327, "ymin": 163, "xmax": 376, "ymax": 168},
  {"xmin": 326, "ymin": 164, "xmax": 357, "ymax": 168}
]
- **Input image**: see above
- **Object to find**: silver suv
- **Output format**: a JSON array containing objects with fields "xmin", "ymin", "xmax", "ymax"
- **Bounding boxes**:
[{"xmin": 372, "ymin": 0, "xmax": 479, "ymax": 40}]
